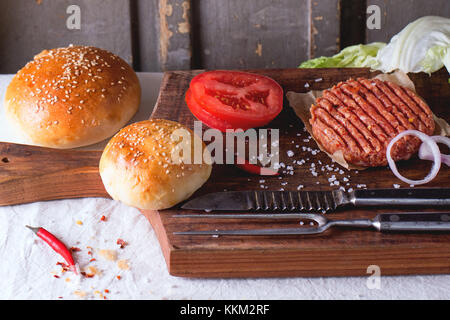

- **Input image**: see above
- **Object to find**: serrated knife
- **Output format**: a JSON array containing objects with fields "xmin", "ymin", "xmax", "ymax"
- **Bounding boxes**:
[{"xmin": 181, "ymin": 188, "xmax": 450, "ymax": 213}]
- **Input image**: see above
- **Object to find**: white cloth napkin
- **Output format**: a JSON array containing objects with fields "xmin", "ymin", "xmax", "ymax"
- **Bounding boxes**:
[{"xmin": 0, "ymin": 73, "xmax": 448, "ymax": 300}]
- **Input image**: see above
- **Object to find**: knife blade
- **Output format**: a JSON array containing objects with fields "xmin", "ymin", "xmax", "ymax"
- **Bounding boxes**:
[{"xmin": 181, "ymin": 188, "xmax": 450, "ymax": 213}]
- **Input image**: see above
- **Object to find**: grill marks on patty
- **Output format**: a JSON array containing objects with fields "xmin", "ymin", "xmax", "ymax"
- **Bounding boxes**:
[{"xmin": 310, "ymin": 78, "xmax": 435, "ymax": 167}]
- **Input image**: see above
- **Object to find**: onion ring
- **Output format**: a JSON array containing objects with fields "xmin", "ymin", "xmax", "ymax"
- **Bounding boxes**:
[
  {"xmin": 386, "ymin": 130, "xmax": 441, "ymax": 185},
  {"xmin": 419, "ymin": 135, "xmax": 450, "ymax": 167}
]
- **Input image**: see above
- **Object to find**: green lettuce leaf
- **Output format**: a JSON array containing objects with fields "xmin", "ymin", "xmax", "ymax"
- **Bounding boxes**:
[
  {"xmin": 376, "ymin": 16, "xmax": 450, "ymax": 74},
  {"xmin": 299, "ymin": 16, "xmax": 450, "ymax": 83},
  {"xmin": 420, "ymin": 45, "xmax": 450, "ymax": 74},
  {"xmin": 298, "ymin": 43, "xmax": 385, "ymax": 69}
]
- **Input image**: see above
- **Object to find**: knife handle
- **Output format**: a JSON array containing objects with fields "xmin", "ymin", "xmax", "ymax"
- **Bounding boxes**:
[
  {"xmin": 376, "ymin": 212, "xmax": 450, "ymax": 232},
  {"xmin": 351, "ymin": 188, "xmax": 450, "ymax": 207}
]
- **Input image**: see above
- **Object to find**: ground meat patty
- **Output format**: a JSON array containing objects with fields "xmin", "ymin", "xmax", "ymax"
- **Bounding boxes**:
[{"xmin": 309, "ymin": 78, "xmax": 435, "ymax": 167}]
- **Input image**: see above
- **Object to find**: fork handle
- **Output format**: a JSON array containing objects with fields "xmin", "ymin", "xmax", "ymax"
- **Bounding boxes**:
[
  {"xmin": 376, "ymin": 212, "xmax": 450, "ymax": 232},
  {"xmin": 351, "ymin": 188, "xmax": 450, "ymax": 207},
  {"xmin": 330, "ymin": 219, "xmax": 374, "ymax": 228}
]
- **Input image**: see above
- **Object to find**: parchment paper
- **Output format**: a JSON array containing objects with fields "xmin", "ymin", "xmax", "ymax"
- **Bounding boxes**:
[{"xmin": 286, "ymin": 70, "xmax": 450, "ymax": 170}]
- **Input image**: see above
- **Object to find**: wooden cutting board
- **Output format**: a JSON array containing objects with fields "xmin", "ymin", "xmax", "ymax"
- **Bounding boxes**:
[
  {"xmin": 142, "ymin": 68, "xmax": 450, "ymax": 278},
  {"xmin": 1, "ymin": 68, "xmax": 449, "ymax": 278}
]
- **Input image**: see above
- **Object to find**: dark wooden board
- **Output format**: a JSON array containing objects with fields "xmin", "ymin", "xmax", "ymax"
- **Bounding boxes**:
[
  {"xmin": 143, "ymin": 68, "xmax": 450, "ymax": 278},
  {"xmin": 0, "ymin": 143, "xmax": 106, "ymax": 206}
]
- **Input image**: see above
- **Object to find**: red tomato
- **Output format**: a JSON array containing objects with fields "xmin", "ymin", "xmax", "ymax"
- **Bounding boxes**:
[
  {"xmin": 185, "ymin": 89, "xmax": 243, "ymax": 132},
  {"xmin": 188, "ymin": 70, "xmax": 283, "ymax": 128},
  {"xmin": 235, "ymin": 156, "xmax": 279, "ymax": 176}
]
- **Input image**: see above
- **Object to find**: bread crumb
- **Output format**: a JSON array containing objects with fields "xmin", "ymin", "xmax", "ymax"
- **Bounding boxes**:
[
  {"xmin": 93, "ymin": 290, "xmax": 105, "ymax": 299},
  {"xmin": 117, "ymin": 259, "xmax": 130, "ymax": 270},
  {"xmin": 84, "ymin": 266, "xmax": 101, "ymax": 277},
  {"xmin": 98, "ymin": 249, "xmax": 117, "ymax": 261},
  {"xmin": 73, "ymin": 290, "xmax": 87, "ymax": 298}
]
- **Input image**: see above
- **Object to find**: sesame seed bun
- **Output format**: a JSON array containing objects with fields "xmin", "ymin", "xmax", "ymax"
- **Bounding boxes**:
[
  {"xmin": 99, "ymin": 119, "xmax": 212, "ymax": 210},
  {"xmin": 4, "ymin": 45, "xmax": 141, "ymax": 148}
]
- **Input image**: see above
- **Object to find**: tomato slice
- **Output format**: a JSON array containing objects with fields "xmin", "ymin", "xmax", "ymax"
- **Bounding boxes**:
[
  {"xmin": 185, "ymin": 89, "xmax": 254, "ymax": 132},
  {"xmin": 235, "ymin": 156, "xmax": 279, "ymax": 176},
  {"xmin": 189, "ymin": 70, "xmax": 283, "ymax": 127}
]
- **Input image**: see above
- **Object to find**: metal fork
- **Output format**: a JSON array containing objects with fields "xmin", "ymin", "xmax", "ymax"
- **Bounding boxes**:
[{"xmin": 173, "ymin": 212, "xmax": 450, "ymax": 235}]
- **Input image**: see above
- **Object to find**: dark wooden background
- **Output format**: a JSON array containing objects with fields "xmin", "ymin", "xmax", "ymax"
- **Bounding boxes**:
[{"xmin": 0, "ymin": 0, "xmax": 448, "ymax": 73}]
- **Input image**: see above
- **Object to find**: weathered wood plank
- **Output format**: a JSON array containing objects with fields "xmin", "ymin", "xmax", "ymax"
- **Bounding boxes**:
[
  {"xmin": 192, "ymin": 0, "xmax": 310, "ymax": 69},
  {"xmin": 309, "ymin": 0, "xmax": 341, "ymax": 58},
  {"xmin": 135, "ymin": 0, "xmax": 193, "ymax": 71},
  {"xmin": 158, "ymin": 0, "xmax": 193, "ymax": 70},
  {"xmin": 2, "ymin": 0, "xmax": 447, "ymax": 72},
  {"xmin": 366, "ymin": 0, "xmax": 450, "ymax": 43},
  {"xmin": 340, "ymin": 0, "xmax": 367, "ymax": 48},
  {"xmin": 132, "ymin": 0, "xmax": 160, "ymax": 71},
  {"xmin": 0, "ymin": 0, "xmax": 133, "ymax": 73}
]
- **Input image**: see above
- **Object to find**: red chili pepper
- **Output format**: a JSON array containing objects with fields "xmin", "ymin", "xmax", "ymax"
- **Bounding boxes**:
[
  {"xmin": 26, "ymin": 225, "xmax": 78, "ymax": 275},
  {"xmin": 235, "ymin": 157, "xmax": 279, "ymax": 176}
]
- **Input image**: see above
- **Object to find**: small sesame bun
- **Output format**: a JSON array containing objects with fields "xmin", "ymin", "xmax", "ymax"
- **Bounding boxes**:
[
  {"xmin": 4, "ymin": 45, "xmax": 141, "ymax": 148},
  {"xmin": 99, "ymin": 119, "xmax": 212, "ymax": 210}
]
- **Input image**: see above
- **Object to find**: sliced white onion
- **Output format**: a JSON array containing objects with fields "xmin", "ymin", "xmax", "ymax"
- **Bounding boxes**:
[
  {"xmin": 386, "ymin": 130, "xmax": 441, "ymax": 185},
  {"xmin": 419, "ymin": 135, "xmax": 450, "ymax": 167}
]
